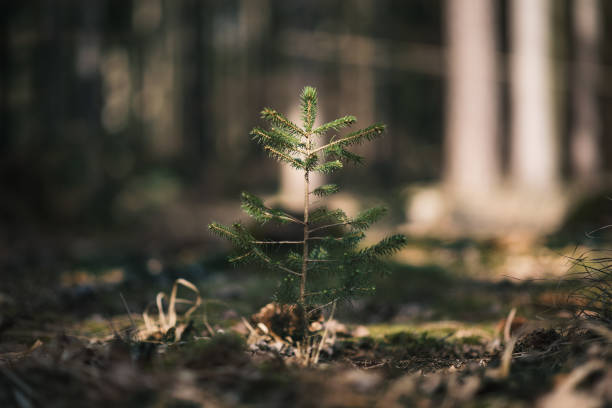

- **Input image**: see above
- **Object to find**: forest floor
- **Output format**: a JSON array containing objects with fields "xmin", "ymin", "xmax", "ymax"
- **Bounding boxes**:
[{"xmin": 1, "ymin": 230, "xmax": 611, "ymax": 407}]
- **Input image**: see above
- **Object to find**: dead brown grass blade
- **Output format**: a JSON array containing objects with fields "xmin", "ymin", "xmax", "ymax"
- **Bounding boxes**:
[{"xmin": 138, "ymin": 278, "xmax": 203, "ymax": 342}]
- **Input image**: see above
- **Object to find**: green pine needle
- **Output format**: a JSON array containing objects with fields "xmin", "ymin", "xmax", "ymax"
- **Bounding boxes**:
[
  {"xmin": 313, "ymin": 115, "xmax": 356, "ymax": 135},
  {"xmin": 312, "ymin": 160, "xmax": 343, "ymax": 174},
  {"xmin": 324, "ymin": 144, "xmax": 365, "ymax": 165},
  {"xmin": 241, "ymin": 191, "xmax": 295, "ymax": 224},
  {"xmin": 260, "ymin": 108, "xmax": 305, "ymax": 137},
  {"xmin": 312, "ymin": 184, "xmax": 340, "ymax": 197},
  {"xmin": 310, "ymin": 207, "xmax": 347, "ymax": 224},
  {"xmin": 360, "ymin": 234, "xmax": 409, "ymax": 259},
  {"xmin": 350, "ymin": 206, "xmax": 388, "ymax": 230},
  {"xmin": 322, "ymin": 123, "xmax": 385, "ymax": 152},
  {"xmin": 263, "ymin": 146, "xmax": 305, "ymax": 169},
  {"xmin": 250, "ymin": 126, "xmax": 303, "ymax": 153},
  {"xmin": 208, "ymin": 222, "xmax": 239, "ymax": 243},
  {"xmin": 300, "ymin": 86, "xmax": 318, "ymax": 132}
]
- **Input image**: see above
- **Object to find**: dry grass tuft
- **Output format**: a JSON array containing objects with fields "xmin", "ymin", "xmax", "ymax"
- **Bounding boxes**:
[
  {"xmin": 566, "ymin": 250, "xmax": 612, "ymax": 325},
  {"xmin": 138, "ymin": 278, "xmax": 208, "ymax": 342}
]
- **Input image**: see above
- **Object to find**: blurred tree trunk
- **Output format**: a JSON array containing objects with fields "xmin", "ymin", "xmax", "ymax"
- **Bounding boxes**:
[
  {"xmin": 133, "ymin": 0, "xmax": 182, "ymax": 158},
  {"xmin": 444, "ymin": 0, "xmax": 500, "ymax": 198},
  {"xmin": 571, "ymin": 0, "xmax": 601, "ymax": 183},
  {"xmin": 340, "ymin": 0, "xmax": 377, "ymax": 160},
  {"xmin": 177, "ymin": 0, "xmax": 210, "ymax": 171},
  {"xmin": 213, "ymin": 0, "xmax": 269, "ymax": 160},
  {"xmin": 509, "ymin": 0, "xmax": 559, "ymax": 192},
  {"xmin": 0, "ymin": 5, "xmax": 10, "ymax": 156}
]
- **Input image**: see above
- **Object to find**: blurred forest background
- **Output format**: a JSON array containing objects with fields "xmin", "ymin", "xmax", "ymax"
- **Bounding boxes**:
[
  {"xmin": 1, "ymin": 0, "xmax": 612, "ymax": 255},
  {"xmin": 3, "ymin": 2, "xmax": 612, "ymax": 406}
]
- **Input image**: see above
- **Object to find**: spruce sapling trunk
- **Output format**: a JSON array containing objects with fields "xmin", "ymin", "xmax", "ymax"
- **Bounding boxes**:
[
  {"xmin": 300, "ymin": 168, "xmax": 309, "ymax": 334},
  {"xmin": 209, "ymin": 86, "xmax": 407, "ymax": 340}
]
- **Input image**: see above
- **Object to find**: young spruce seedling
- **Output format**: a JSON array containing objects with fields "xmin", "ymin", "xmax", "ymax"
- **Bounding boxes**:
[{"xmin": 209, "ymin": 86, "xmax": 407, "ymax": 339}]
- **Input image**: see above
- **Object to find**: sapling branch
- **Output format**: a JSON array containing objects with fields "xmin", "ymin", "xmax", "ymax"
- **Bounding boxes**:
[
  {"xmin": 261, "ymin": 107, "xmax": 307, "ymax": 137},
  {"xmin": 279, "ymin": 267, "xmax": 302, "ymax": 277},
  {"xmin": 253, "ymin": 240, "xmax": 305, "ymax": 245},
  {"xmin": 254, "ymin": 251, "xmax": 301, "ymax": 276},
  {"xmin": 307, "ymin": 299, "xmax": 339, "ymax": 315},
  {"xmin": 306, "ymin": 236, "xmax": 342, "ymax": 241},
  {"xmin": 310, "ymin": 123, "xmax": 385, "ymax": 154},
  {"xmin": 309, "ymin": 222, "xmax": 351, "ymax": 232},
  {"xmin": 263, "ymin": 146, "xmax": 304, "ymax": 168}
]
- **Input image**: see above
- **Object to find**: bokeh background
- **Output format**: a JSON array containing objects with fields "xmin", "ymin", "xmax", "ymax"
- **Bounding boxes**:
[
  {"xmin": 1, "ymin": 0, "xmax": 612, "ymax": 284},
  {"xmin": 4, "ymin": 5, "xmax": 612, "ymax": 407}
]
